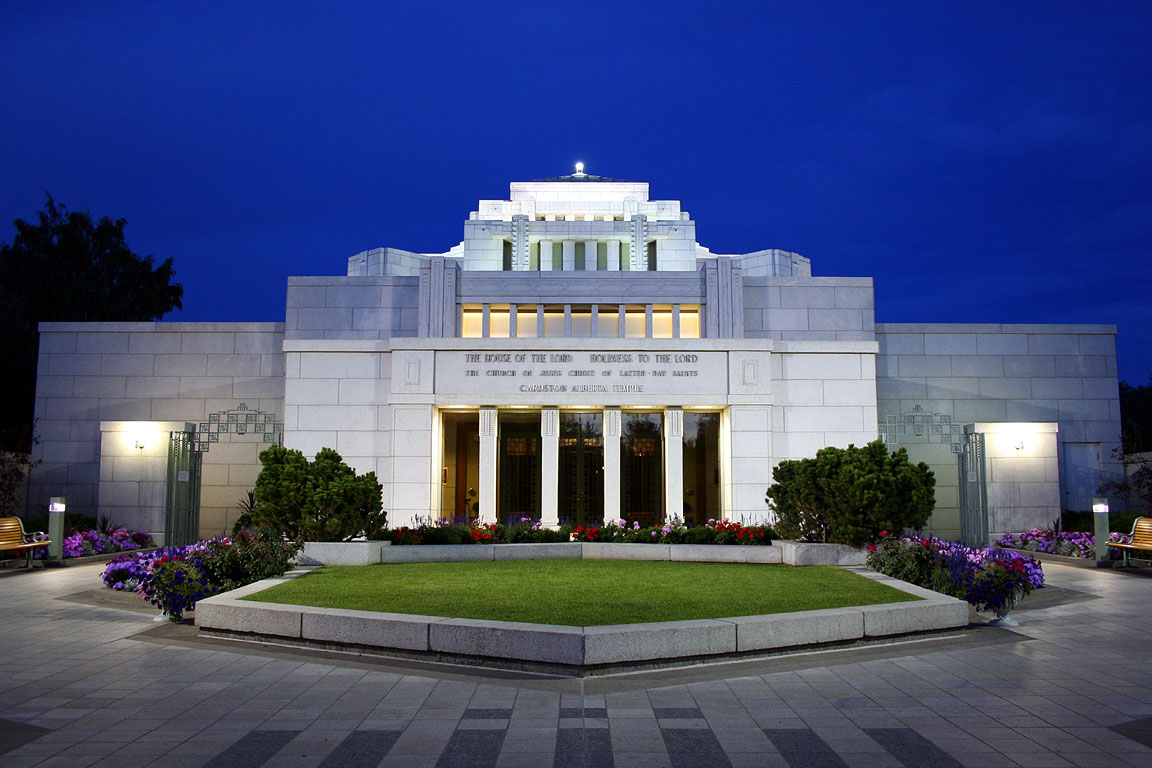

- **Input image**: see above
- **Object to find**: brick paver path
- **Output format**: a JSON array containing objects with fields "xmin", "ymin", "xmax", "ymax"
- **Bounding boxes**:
[{"xmin": 2, "ymin": 562, "xmax": 1151, "ymax": 767}]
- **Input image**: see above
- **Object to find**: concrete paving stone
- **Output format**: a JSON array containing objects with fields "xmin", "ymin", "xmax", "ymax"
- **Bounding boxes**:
[
  {"xmin": 494, "ymin": 751, "xmax": 555, "ymax": 767},
  {"xmin": 611, "ymin": 753, "xmax": 675, "ymax": 767}
]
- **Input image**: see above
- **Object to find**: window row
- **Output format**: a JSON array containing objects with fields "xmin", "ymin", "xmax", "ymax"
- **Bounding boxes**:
[
  {"xmin": 501, "ymin": 240, "xmax": 658, "ymax": 271},
  {"xmin": 460, "ymin": 304, "xmax": 702, "ymax": 339}
]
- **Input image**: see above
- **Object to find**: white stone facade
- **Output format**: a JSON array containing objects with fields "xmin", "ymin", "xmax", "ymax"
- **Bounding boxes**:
[{"xmin": 28, "ymin": 171, "xmax": 1123, "ymax": 543}]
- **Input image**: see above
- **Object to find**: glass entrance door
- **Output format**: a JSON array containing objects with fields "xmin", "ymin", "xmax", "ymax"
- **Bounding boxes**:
[
  {"xmin": 559, "ymin": 412, "xmax": 603, "ymax": 526},
  {"xmin": 622, "ymin": 411, "xmax": 663, "ymax": 526},
  {"xmin": 498, "ymin": 412, "xmax": 541, "ymax": 523},
  {"xmin": 683, "ymin": 412, "xmax": 720, "ymax": 526}
]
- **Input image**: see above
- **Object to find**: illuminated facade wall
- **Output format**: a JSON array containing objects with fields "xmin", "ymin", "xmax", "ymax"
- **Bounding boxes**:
[{"xmin": 29, "ymin": 172, "xmax": 1123, "ymax": 542}]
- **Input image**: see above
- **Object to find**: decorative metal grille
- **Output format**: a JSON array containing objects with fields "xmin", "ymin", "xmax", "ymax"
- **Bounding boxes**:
[
  {"xmin": 959, "ymin": 431, "xmax": 989, "ymax": 546},
  {"xmin": 195, "ymin": 403, "xmax": 282, "ymax": 453},
  {"xmin": 878, "ymin": 405, "xmax": 964, "ymax": 454},
  {"xmin": 165, "ymin": 431, "xmax": 202, "ymax": 546}
]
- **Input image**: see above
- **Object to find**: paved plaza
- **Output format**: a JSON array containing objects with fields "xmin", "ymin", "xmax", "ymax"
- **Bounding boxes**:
[{"xmin": 1, "ymin": 561, "xmax": 1151, "ymax": 768}]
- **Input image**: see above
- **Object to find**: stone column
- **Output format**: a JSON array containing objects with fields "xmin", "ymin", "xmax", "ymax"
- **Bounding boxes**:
[
  {"xmin": 539, "ymin": 240, "xmax": 553, "ymax": 272},
  {"xmin": 479, "ymin": 407, "xmax": 497, "ymax": 524},
  {"xmin": 606, "ymin": 240, "xmax": 620, "ymax": 272},
  {"xmin": 562, "ymin": 240, "xmax": 576, "ymax": 272},
  {"xmin": 664, "ymin": 407, "xmax": 684, "ymax": 523},
  {"xmin": 603, "ymin": 407, "xmax": 622, "ymax": 522},
  {"xmin": 585, "ymin": 240, "xmax": 599, "ymax": 271},
  {"xmin": 541, "ymin": 408, "xmax": 559, "ymax": 528}
]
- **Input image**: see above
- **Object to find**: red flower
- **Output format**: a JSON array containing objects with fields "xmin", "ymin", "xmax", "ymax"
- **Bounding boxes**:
[
  {"xmin": 866, "ymin": 544, "xmax": 877, "ymax": 551},
  {"xmin": 921, "ymin": 540, "xmax": 931, "ymax": 547}
]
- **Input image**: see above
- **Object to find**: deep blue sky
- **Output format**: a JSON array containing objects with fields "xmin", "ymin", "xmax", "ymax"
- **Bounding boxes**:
[{"xmin": 3, "ymin": 2, "xmax": 1149, "ymax": 383}]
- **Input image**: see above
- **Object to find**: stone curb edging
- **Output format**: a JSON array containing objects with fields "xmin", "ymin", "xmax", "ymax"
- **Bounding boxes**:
[
  {"xmin": 194, "ymin": 565, "xmax": 967, "ymax": 672},
  {"xmin": 299, "ymin": 540, "xmax": 869, "ymax": 566}
]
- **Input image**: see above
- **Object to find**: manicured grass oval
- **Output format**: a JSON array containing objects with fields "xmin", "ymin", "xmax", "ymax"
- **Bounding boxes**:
[{"xmin": 246, "ymin": 560, "xmax": 917, "ymax": 626}]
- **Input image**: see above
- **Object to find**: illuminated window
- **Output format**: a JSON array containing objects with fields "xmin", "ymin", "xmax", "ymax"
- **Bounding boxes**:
[
  {"xmin": 517, "ymin": 305, "xmax": 538, "ymax": 338},
  {"xmin": 597, "ymin": 306, "xmax": 619, "ymax": 337},
  {"xmin": 625, "ymin": 306, "xmax": 646, "ymax": 338},
  {"xmin": 652, "ymin": 305, "xmax": 673, "ymax": 339},
  {"xmin": 571, "ymin": 308, "xmax": 592, "ymax": 337},
  {"xmin": 680, "ymin": 307, "xmax": 701, "ymax": 338},
  {"xmin": 461, "ymin": 305, "xmax": 482, "ymax": 338},
  {"xmin": 543, "ymin": 306, "xmax": 564, "ymax": 337},
  {"xmin": 489, "ymin": 305, "xmax": 510, "ymax": 338}
]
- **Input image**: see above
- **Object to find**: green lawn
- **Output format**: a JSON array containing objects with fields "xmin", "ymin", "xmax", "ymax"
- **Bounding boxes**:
[{"xmin": 244, "ymin": 560, "xmax": 918, "ymax": 626}]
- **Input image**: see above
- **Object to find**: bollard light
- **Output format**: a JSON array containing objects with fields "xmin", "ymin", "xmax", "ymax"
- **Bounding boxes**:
[
  {"xmin": 48, "ymin": 497, "xmax": 66, "ymax": 563},
  {"xmin": 1093, "ymin": 497, "xmax": 1111, "ymax": 568}
]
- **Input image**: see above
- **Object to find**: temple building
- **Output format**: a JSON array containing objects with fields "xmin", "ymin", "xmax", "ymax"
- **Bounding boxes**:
[{"xmin": 29, "ymin": 168, "xmax": 1124, "ymax": 544}]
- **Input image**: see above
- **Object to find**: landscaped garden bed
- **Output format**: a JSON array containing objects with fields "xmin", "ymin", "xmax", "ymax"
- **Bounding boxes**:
[
  {"xmin": 867, "ymin": 533, "xmax": 1044, "ymax": 620},
  {"xmin": 244, "ymin": 560, "xmax": 914, "ymax": 625},
  {"xmin": 996, "ymin": 528, "xmax": 1135, "ymax": 562},
  {"xmin": 195, "ymin": 558, "xmax": 967, "ymax": 673}
]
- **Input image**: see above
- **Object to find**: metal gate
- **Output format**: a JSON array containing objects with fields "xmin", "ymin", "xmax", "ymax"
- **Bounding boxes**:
[
  {"xmin": 164, "ymin": 430, "xmax": 202, "ymax": 546},
  {"xmin": 958, "ymin": 431, "xmax": 988, "ymax": 546}
]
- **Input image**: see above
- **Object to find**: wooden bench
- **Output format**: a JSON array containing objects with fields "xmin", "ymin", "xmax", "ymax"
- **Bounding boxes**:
[
  {"xmin": 0, "ymin": 517, "xmax": 51, "ymax": 568},
  {"xmin": 1107, "ymin": 517, "xmax": 1152, "ymax": 567}
]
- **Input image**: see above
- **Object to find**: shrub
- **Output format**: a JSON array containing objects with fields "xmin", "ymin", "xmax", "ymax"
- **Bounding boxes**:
[
  {"xmin": 253, "ymin": 445, "xmax": 386, "ymax": 541},
  {"xmin": 198, "ymin": 529, "xmax": 302, "ymax": 590},
  {"xmin": 766, "ymin": 441, "xmax": 935, "ymax": 546}
]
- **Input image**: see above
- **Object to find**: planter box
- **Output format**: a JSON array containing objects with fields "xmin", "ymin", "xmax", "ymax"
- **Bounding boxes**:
[
  {"xmin": 778, "ymin": 541, "xmax": 867, "ymax": 566},
  {"xmin": 298, "ymin": 541, "xmax": 390, "ymax": 566},
  {"xmin": 195, "ymin": 565, "xmax": 965, "ymax": 674}
]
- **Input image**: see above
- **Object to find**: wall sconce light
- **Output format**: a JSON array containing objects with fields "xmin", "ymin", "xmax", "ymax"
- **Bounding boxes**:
[{"xmin": 1014, "ymin": 441, "xmax": 1025, "ymax": 452}]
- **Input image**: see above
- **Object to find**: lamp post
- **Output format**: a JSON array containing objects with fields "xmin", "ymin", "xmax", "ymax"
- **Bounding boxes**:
[{"xmin": 1092, "ymin": 498, "xmax": 1111, "ymax": 568}]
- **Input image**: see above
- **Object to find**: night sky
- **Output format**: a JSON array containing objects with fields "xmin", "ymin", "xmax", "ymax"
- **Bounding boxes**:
[{"xmin": 3, "ymin": 2, "xmax": 1149, "ymax": 383}]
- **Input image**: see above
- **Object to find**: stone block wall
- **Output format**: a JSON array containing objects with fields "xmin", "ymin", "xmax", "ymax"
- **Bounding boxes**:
[
  {"xmin": 770, "ymin": 344, "xmax": 880, "ymax": 465},
  {"xmin": 876, "ymin": 323, "xmax": 1123, "ymax": 540},
  {"xmin": 743, "ymin": 277, "xmax": 875, "ymax": 342},
  {"xmin": 285, "ymin": 276, "xmax": 420, "ymax": 341},
  {"xmin": 30, "ymin": 322, "xmax": 284, "ymax": 538}
]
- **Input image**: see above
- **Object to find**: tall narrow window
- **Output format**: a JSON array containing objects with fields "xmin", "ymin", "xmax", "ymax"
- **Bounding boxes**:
[
  {"xmin": 680, "ymin": 307, "xmax": 701, "ymax": 338},
  {"xmin": 597, "ymin": 306, "xmax": 619, "ymax": 337},
  {"xmin": 441, "ymin": 410, "xmax": 480, "ymax": 522},
  {"xmin": 622, "ymin": 411, "xmax": 663, "ymax": 526},
  {"xmin": 558, "ymin": 411, "xmax": 604, "ymax": 526},
  {"xmin": 502, "ymin": 240, "xmax": 513, "ymax": 271},
  {"xmin": 682, "ymin": 412, "xmax": 720, "ymax": 527},
  {"xmin": 498, "ymin": 412, "xmax": 541, "ymax": 523},
  {"xmin": 543, "ymin": 305, "xmax": 564, "ymax": 337},
  {"xmin": 647, "ymin": 241, "xmax": 657, "ymax": 271},
  {"xmin": 489, "ymin": 305, "xmax": 510, "ymax": 338},
  {"xmin": 517, "ymin": 305, "xmax": 538, "ymax": 338},
  {"xmin": 460, "ymin": 305, "xmax": 482, "ymax": 338},
  {"xmin": 570, "ymin": 307, "xmax": 593, "ymax": 337},
  {"xmin": 652, "ymin": 305, "xmax": 674, "ymax": 339},
  {"xmin": 624, "ymin": 306, "xmax": 646, "ymax": 338}
]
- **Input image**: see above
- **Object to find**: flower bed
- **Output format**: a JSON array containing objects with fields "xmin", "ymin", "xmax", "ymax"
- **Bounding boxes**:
[
  {"xmin": 997, "ymin": 529, "xmax": 1133, "ymax": 560},
  {"xmin": 19, "ymin": 527, "xmax": 153, "ymax": 560},
  {"xmin": 385, "ymin": 516, "xmax": 775, "ymax": 546},
  {"xmin": 867, "ymin": 533, "xmax": 1043, "ymax": 617},
  {"xmin": 100, "ymin": 529, "xmax": 302, "ymax": 621},
  {"xmin": 572, "ymin": 518, "xmax": 774, "ymax": 545}
]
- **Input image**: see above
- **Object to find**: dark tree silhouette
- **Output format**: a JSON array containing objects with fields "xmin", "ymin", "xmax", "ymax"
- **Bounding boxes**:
[{"xmin": 0, "ymin": 195, "xmax": 183, "ymax": 451}]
